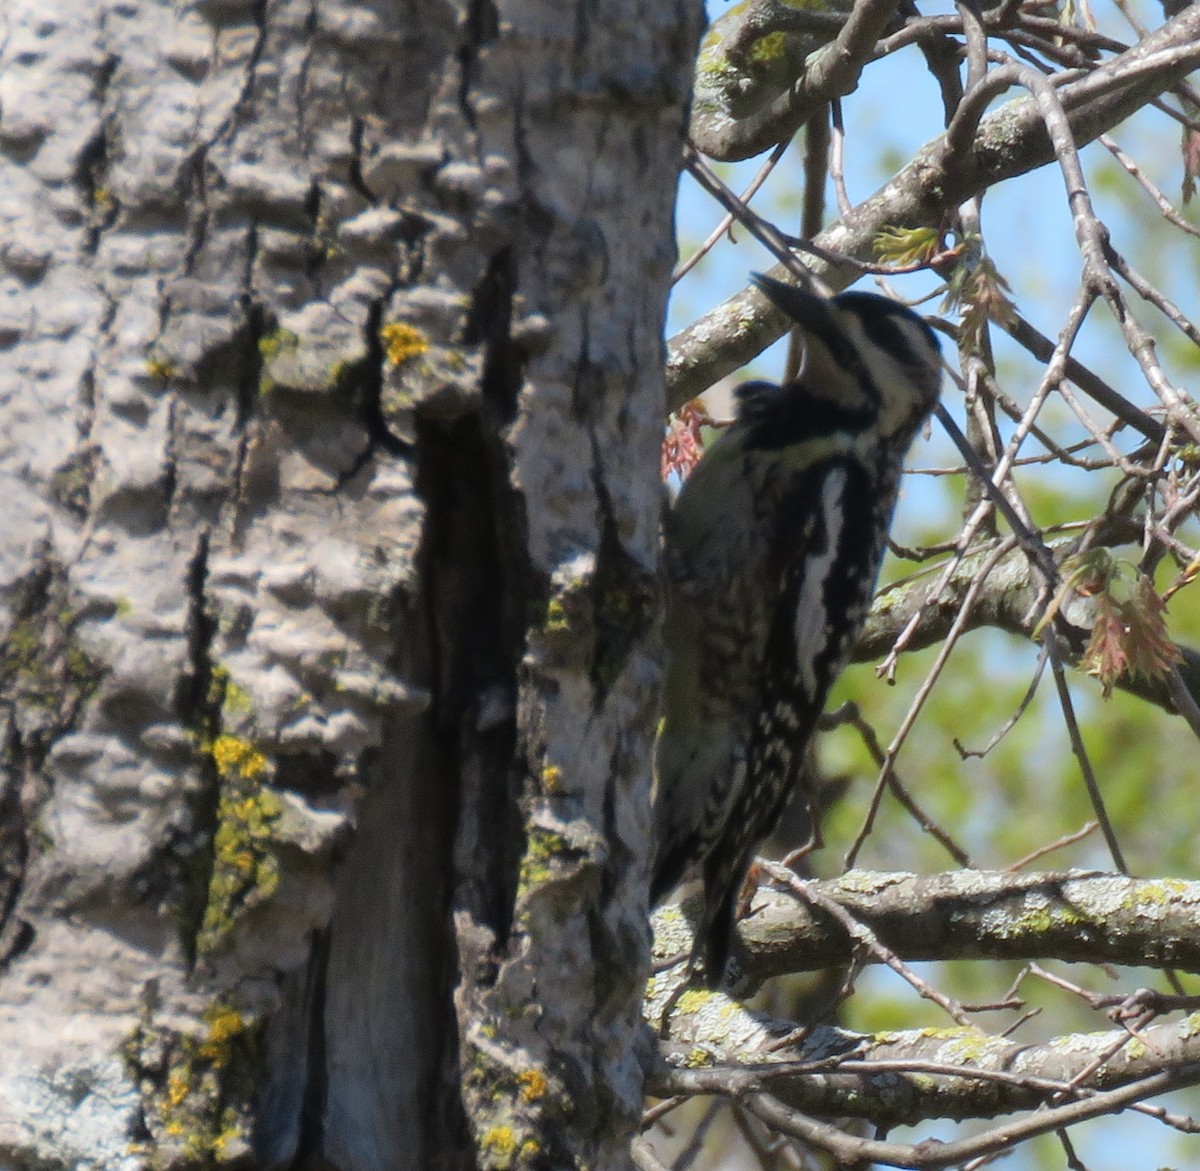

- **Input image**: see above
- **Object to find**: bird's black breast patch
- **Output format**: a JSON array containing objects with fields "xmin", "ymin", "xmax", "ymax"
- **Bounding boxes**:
[{"xmin": 735, "ymin": 381, "xmax": 873, "ymax": 452}]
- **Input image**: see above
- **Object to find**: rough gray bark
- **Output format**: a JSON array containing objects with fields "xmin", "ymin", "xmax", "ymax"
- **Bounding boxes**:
[{"xmin": 0, "ymin": 2, "xmax": 701, "ymax": 1169}]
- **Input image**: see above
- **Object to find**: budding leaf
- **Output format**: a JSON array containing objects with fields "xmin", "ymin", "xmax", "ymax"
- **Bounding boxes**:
[
  {"xmin": 1080, "ymin": 570, "xmax": 1181, "ymax": 699},
  {"xmin": 663, "ymin": 400, "xmax": 716, "ymax": 482}
]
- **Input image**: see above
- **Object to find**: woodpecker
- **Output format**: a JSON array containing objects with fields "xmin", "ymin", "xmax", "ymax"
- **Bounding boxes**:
[{"xmin": 652, "ymin": 274, "xmax": 942, "ymax": 984}]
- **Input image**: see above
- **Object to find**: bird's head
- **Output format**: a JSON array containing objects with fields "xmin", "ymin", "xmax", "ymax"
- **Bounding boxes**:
[{"xmin": 751, "ymin": 273, "xmax": 943, "ymax": 444}]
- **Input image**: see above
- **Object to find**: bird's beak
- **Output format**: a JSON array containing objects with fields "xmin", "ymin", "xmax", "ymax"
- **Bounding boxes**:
[{"xmin": 750, "ymin": 273, "xmax": 834, "ymax": 336}]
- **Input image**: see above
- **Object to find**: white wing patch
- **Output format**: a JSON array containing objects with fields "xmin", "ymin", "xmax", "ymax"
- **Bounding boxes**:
[{"xmin": 792, "ymin": 465, "xmax": 846, "ymax": 697}]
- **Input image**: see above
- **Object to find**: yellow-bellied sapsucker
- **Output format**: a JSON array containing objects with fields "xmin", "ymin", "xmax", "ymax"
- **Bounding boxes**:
[{"xmin": 652, "ymin": 274, "xmax": 943, "ymax": 983}]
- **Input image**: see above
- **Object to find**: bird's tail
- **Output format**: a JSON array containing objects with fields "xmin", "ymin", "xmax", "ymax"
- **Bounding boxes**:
[{"xmin": 695, "ymin": 843, "xmax": 756, "ymax": 987}]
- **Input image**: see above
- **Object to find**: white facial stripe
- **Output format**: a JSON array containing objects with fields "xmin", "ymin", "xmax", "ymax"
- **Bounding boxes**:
[
  {"xmin": 889, "ymin": 316, "xmax": 941, "ymax": 373},
  {"xmin": 850, "ymin": 316, "xmax": 939, "ymax": 438},
  {"xmin": 793, "ymin": 465, "xmax": 846, "ymax": 696}
]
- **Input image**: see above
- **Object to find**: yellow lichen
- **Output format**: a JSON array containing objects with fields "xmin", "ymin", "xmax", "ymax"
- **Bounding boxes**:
[
  {"xmin": 939, "ymin": 1028, "xmax": 998, "ymax": 1063},
  {"xmin": 165, "ymin": 1068, "xmax": 191, "ymax": 1110},
  {"xmin": 747, "ymin": 30, "xmax": 788, "ymax": 64},
  {"xmin": 676, "ymin": 988, "xmax": 718, "ymax": 1014},
  {"xmin": 209, "ymin": 734, "xmax": 268, "ymax": 781},
  {"xmin": 208, "ymin": 665, "xmax": 254, "ymax": 719},
  {"xmin": 1134, "ymin": 878, "xmax": 1190, "ymax": 908},
  {"xmin": 544, "ymin": 597, "xmax": 570, "ymax": 632},
  {"xmin": 380, "ymin": 321, "xmax": 430, "ymax": 366},
  {"xmin": 258, "ymin": 327, "xmax": 298, "ymax": 362},
  {"xmin": 125, "ymin": 999, "xmax": 258, "ymax": 1166},
  {"xmin": 199, "ymin": 1007, "xmax": 247, "ymax": 1066},
  {"xmin": 1010, "ymin": 902, "xmax": 1086, "ymax": 935},
  {"xmin": 211, "ymin": 1126, "xmax": 241, "ymax": 1156},
  {"xmin": 517, "ymin": 1068, "xmax": 548, "ymax": 1103},
  {"xmin": 540, "ymin": 764, "xmax": 563, "ymax": 794},
  {"xmin": 481, "ymin": 1125, "xmax": 517, "ymax": 1159},
  {"xmin": 198, "ymin": 737, "xmax": 282, "ymax": 953},
  {"xmin": 517, "ymin": 826, "xmax": 569, "ymax": 893},
  {"xmin": 257, "ymin": 328, "xmax": 299, "ymax": 394},
  {"xmin": 1, "ymin": 599, "xmax": 102, "ymax": 718},
  {"xmin": 145, "ymin": 353, "xmax": 177, "ymax": 381}
]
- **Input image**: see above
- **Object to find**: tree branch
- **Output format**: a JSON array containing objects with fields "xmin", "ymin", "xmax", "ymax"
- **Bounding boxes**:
[
  {"xmin": 853, "ymin": 534, "xmax": 1200, "ymax": 716},
  {"xmin": 723, "ymin": 869, "xmax": 1200, "ymax": 978},
  {"xmin": 647, "ymin": 990, "xmax": 1200, "ymax": 1128},
  {"xmin": 648, "ymin": 869, "xmax": 1200, "ymax": 1136},
  {"xmin": 741, "ymin": 1068, "xmax": 1200, "ymax": 1167},
  {"xmin": 667, "ymin": 5, "xmax": 1200, "ymax": 409},
  {"xmin": 689, "ymin": 0, "xmax": 894, "ymax": 162}
]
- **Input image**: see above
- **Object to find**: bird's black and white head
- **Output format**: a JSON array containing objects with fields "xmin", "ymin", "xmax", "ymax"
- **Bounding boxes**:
[{"xmin": 751, "ymin": 273, "xmax": 943, "ymax": 444}]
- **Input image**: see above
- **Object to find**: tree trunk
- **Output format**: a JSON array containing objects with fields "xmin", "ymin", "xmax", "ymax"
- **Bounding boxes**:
[{"xmin": 0, "ymin": 2, "xmax": 701, "ymax": 1168}]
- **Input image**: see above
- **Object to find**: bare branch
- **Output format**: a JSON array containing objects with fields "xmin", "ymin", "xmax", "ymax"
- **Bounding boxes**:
[
  {"xmin": 739, "ymin": 1070, "xmax": 1200, "ymax": 1168},
  {"xmin": 712, "ymin": 869, "xmax": 1200, "ymax": 980},
  {"xmin": 690, "ymin": 0, "xmax": 902, "ymax": 162},
  {"xmin": 667, "ymin": 6, "xmax": 1200, "ymax": 409},
  {"xmin": 647, "ymin": 978, "xmax": 1200, "ymax": 1128}
]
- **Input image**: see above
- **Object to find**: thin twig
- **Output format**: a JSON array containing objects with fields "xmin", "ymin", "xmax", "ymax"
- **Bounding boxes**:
[
  {"xmin": 673, "ymin": 141, "xmax": 791, "ymax": 282},
  {"xmin": 828, "ymin": 99, "xmax": 852, "ymax": 217},
  {"xmin": 1044, "ymin": 624, "xmax": 1128, "ymax": 872},
  {"xmin": 681, "ymin": 146, "xmax": 819, "ymax": 287},
  {"xmin": 823, "ymin": 701, "xmax": 973, "ymax": 867},
  {"xmin": 954, "ymin": 647, "xmax": 1049, "ymax": 761},
  {"xmin": 848, "ymin": 536, "xmax": 1017, "ymax": 867},
  {"xmin": 1003, "ymin": 820, "xmax": 1099, "ymax": 872},
  {"xmin": 743, "ymin": 1066, "xmax": 1200, "ymax": 1170},
  {"xmin": 1099, "ymin": 132, "xmax": 1200, "ymax": 239}
]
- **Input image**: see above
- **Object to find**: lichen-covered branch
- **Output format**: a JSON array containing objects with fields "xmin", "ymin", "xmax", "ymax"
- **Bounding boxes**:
[
  {"xmin": 645, "ymin": 869, "xmax": 1200, "ymax": 1133},
  {"xmin": 690, "ymin": 0, "xmax": 901, "ymax": 161},
  {"xmin": 733, "ymin": 869, "xmax": 1200, "ymax": 978},
  {"xmin": 647, "ymin": 1007, "xmax": 1200, "ymax": 1125},
  {"xmin": 649, "ymin": 870, "xmax": 1200, "ymax": 1005}
]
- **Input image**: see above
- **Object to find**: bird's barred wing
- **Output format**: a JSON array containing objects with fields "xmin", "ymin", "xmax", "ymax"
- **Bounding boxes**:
[{"xmin": 651, "ymin": 437, "xmax": 778, "ymax": 901}]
